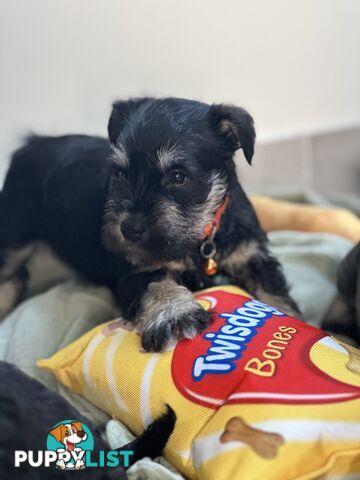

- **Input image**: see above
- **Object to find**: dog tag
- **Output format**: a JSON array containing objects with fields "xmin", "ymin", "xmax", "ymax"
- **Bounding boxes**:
[{"xmin": 203, "ymin": 258, "xmax": 218, "ymax": 276}]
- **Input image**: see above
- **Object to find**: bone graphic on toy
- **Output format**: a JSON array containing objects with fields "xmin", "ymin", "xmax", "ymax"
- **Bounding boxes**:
[
  {"xmin": 337, "ymin": 341, "xmax": 360, "ymax": 375},
  {"xmin": 220, "ymin": 417, "xmax": 284, "ymax": 459}
]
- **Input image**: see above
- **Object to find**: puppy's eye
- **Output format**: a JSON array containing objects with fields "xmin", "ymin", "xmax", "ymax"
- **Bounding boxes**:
[
  {"xmin": 168, "ymin": 170, "xmax": 187, "ymax": 185},
  {"xmin": 65, "ymin": 430, "xmax": 69, "ymax": 435}
]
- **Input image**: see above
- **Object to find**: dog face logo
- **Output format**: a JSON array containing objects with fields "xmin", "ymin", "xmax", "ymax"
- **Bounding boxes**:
[
  {"xmin": 47, "ymin": 420, "xmax": 93, "ymax": 470},
  {"xmin": 50, "ymin": 421, "xmax": 87, "ymax": 451}
]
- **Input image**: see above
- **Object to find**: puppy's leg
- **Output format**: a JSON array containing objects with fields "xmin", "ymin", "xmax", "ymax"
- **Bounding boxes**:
[
  {"xmin": 0, "ymin": 247, "xmax": 33, "ymax": 319},
  {"xmin": 222, "ymin": 241, "xmax": 300, "ymax": 316},
  {"xmin": 0, "ymin": 244, "xmax": 34, "ymax": 281},
  {"xmin": 322, "ymin": 243, "xmax": 360, "ymax": 342},
  {"xmin": 138, "ymin": 276, "xmax": 211, "ymax": 351},
  {"xmin": 0, "ymin": 267, "xmax": 29, "ymax": 319},
  {"xmin": 123, "ymin": 405, "xmax": 176, "ymax": 465},
  {"xmin": 116, "ymin": 271, "xmax": 211, "ymax": 352},
  {"xmin": 0, "ymin": 194, "xmax": 35, "ymax": 318}
]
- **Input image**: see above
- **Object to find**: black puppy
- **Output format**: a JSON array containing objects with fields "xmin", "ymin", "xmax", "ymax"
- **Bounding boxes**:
[
  {"xmin": 0, "ymin": 97, "xmax": 299, "ymax": 351},
  {"xmin": 322, "ymin": 242, "xmax": 360, "ymax": 343},
  {"xmin": 0, "ymin": 362, "xmax": 175, "ymax": 479}
]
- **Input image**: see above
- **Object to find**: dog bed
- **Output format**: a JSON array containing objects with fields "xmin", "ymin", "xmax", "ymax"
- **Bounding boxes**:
[
  {"xmin": 0, "ymin": 184, "xmax": 357, "ymax": 479},
  {"xmin": 0, "ymin": 230, "xmax": 354, "ymax": 479}
]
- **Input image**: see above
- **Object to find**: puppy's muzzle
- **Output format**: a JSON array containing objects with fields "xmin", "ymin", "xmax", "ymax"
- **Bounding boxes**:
[
  {"xmin": 76, "ymin": 430, "xmax": 86, "ymax": 439},
  {"xmin": 121, "ymin": 216, "xmax": 146, "ymax": 242}
]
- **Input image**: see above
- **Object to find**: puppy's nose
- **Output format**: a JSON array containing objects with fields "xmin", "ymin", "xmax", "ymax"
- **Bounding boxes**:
[
  {"xmin": 77, "ymin": 431, "xmax": 86, "ymax": 438},
  {"xmin": 121, "ymin": 217, "xmax": 146, "ymax": 242}
]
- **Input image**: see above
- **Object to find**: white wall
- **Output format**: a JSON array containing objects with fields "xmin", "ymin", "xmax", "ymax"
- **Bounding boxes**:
[{"xmin": 1, "ymin": 0, "xmax": 360, "ymax": 180}]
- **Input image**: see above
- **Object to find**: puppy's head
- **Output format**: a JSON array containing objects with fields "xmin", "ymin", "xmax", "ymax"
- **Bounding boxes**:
[
  {"xmin": 50, "ymin": 421, "xmax": 87, "ymax": 449},
  {"xmin": 103, "ymin": 97, "xmax": 255, "ymax": 268}
]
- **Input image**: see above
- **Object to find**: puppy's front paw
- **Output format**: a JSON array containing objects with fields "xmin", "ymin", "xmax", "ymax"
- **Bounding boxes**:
[{"xmin": 141, "ymin": 303, "xmax": 211, "ymax": 352}]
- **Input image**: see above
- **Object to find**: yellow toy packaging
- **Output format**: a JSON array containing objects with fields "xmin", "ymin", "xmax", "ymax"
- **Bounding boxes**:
[{"xmin": 39, "ymin": 286, "xmax": 360, "ymax": 479}]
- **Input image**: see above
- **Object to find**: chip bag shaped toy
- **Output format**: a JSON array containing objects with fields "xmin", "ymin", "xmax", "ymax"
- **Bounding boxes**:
[{"xmin": 39, "ymin": 286, "xmax": 360, "ymax": 479}]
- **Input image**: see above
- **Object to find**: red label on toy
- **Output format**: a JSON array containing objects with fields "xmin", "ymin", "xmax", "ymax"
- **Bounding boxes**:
[{"xmin": 171, "ymin": 288, "xmax": 360, "ymax": 409}]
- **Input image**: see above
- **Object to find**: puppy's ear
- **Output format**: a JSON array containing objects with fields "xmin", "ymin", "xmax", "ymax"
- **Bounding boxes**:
[
  {"xmin": 50, "ymin": 425, "xmax": 64, "ymax": 442},
  {"xmin": 208, "ymin": 104, "xmax": 256, "ymax": 164},
  {"xmin": 108, "ymin": 97, "xmax": 154, "ymax": 146},
  {"xmin": 71, "ymin": 421, "xmax": 82, "ymax": 432}
]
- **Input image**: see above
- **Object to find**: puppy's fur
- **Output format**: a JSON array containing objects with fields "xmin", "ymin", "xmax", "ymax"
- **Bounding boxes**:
[
  {"xmin": 322, "ymin": 242, "xmax": 360, "ymax": 343},
  {"xmin": 0, "ymin": 361, "xmax": 175, "ymax": 479},
  {"xmin": 0, "ymin": 97, "xmax": 299, "ymax": 351}
]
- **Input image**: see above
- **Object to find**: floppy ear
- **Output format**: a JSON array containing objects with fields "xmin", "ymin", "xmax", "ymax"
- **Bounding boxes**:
[
  {"xmin": 71, "ymin": 421, "xmax": 82, "ymax": 432},
  {"xmin": 50, "ymin": 425, "xmax": 64, "ymax": 443},
  {"xmin": 208, "ymin": 104, "xmax": 256, "ymax": 164},
  {"xmin": 108, "ymin": 97, "xmax": 154, "ymax": 146}
]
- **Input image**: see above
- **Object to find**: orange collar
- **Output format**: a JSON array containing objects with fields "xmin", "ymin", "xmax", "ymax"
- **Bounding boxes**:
[{"xmin": 200, "ymin": 195, "xmax": 230, "ymax": 240}]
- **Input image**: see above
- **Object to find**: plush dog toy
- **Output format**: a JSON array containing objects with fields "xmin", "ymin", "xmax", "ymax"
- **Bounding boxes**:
[{"xmin": 39, "ymin": 286, "xmax": 360, "ymax": 479}]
